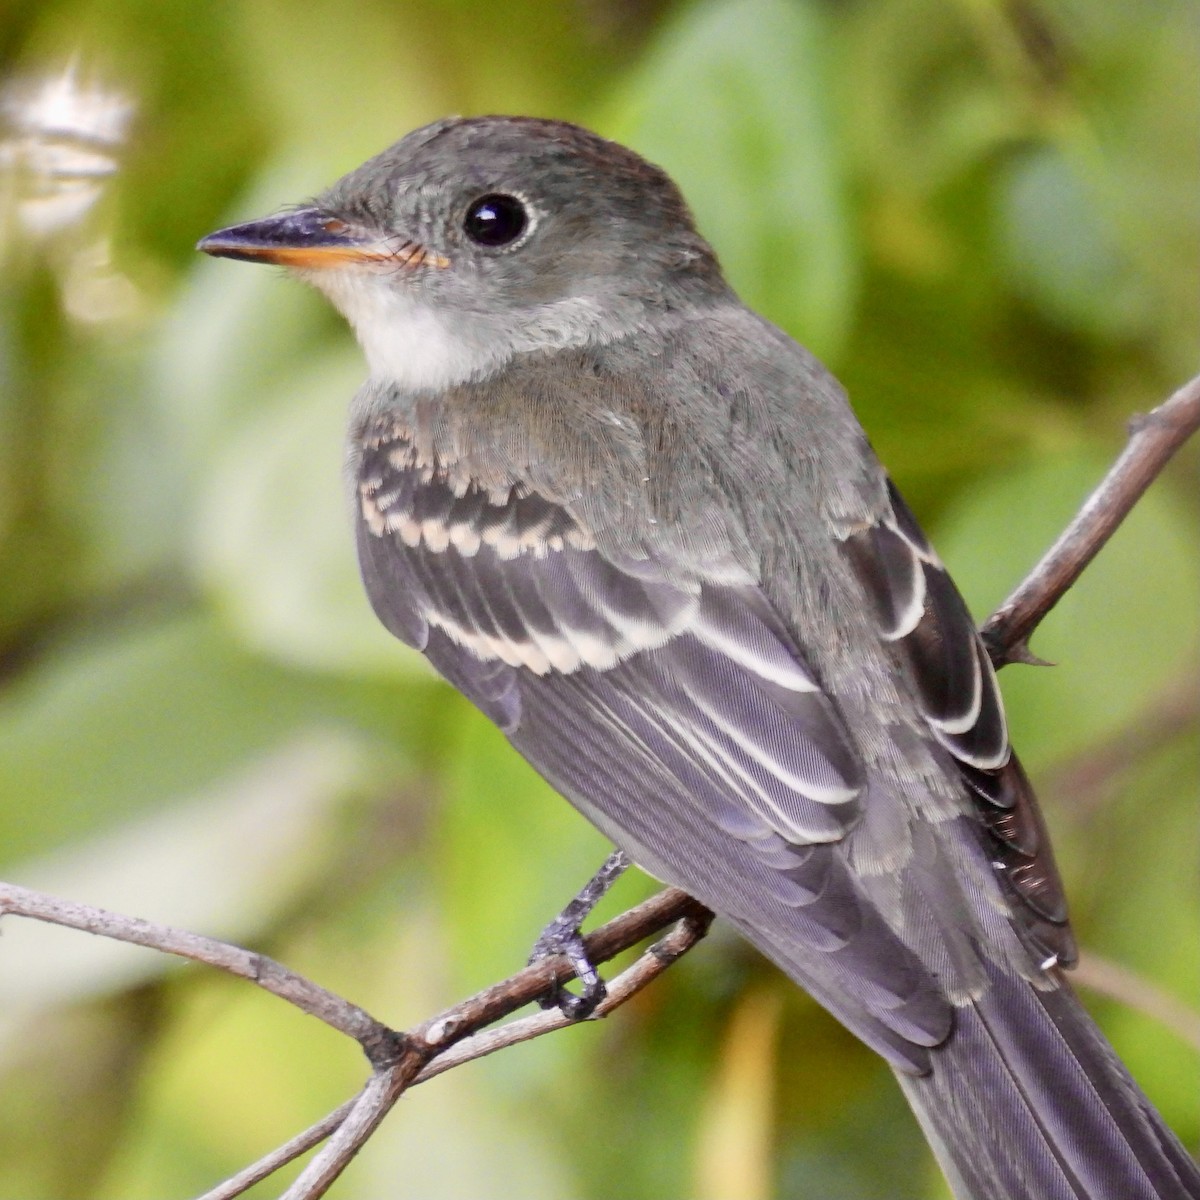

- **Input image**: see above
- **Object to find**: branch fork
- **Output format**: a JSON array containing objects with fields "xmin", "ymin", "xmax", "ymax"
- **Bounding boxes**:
[{"xmin": 2, "ymin": 372, "xmax": 1198, "ymax": 1200}]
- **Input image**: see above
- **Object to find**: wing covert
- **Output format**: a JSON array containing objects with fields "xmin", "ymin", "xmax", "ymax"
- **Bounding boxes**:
[{"xmin": 356, "ymin": 422, "xmax": 865, "ymax": 838}]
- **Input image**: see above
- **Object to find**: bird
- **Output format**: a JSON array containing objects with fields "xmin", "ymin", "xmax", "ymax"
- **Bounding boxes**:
[{"xmin": 198, "ymin": 115, "xmax": 1200, "ymax": 1199}]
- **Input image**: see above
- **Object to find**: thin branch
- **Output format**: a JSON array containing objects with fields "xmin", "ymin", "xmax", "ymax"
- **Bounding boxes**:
[
  {"xmin": 0, "ymin": 878, "xmax": 709, "ymax": 1200},
  {"xmin": 196, "ymin": 1098, "xmax": 358, "ymax": 1200},
  {"xmin": 274, "ymin": 899, "xmax": 712, "ymax": 1200},
  {"xmin": 1045, "ymin": 669, "xmax": 1200, "ymax": 821},
  {"xmin": 414, "ymin": 887, "xmax": 707, "ymax": 1037},
  {"xmin": 4, "ymin": 373, "xmax": 1198, "ymax": 1200},
  {"xmin": 0, "ymin": 882, "xmax": 392, "ymax": 1053},
  {"xmin": 279, "ymin": 1047, "xmax": 425, "ymax": 1200},
  {"xmin": 414, "ymin": 905, "xmax": 712, "ymax": 1084},
  {"xmin": 981, "ymin": 372, "xmax": 1200, "ymax": 667},
  {"xmin": 1073, "ymin": 952, "xmax": 1200, "ymax": 1055}
]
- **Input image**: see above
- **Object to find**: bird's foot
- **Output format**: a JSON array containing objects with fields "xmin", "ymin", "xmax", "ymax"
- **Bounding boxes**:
[{"xmin": 527, "ymin": 849, "xmax": 630, "ymax": 1020}]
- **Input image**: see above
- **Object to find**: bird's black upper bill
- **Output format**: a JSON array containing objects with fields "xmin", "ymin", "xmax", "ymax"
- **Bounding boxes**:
[{"xmin": 197, "ymin": 207, "xmax": 380, "ymax": 268}]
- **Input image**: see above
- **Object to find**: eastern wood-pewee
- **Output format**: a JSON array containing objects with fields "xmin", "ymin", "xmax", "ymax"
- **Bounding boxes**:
[{"xmin": 199, "ymin": 117, "xmax": 1199, "ymax": 1200}]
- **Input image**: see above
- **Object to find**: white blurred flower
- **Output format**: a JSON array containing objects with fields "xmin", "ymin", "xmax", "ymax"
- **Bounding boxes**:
[
  {"xmin": 1, "ymin": 61, "xmax": 132, "ymax": 237},
  {"xmin": 0, "ymin": 61, "xmax": 145, "ymax": 325}
]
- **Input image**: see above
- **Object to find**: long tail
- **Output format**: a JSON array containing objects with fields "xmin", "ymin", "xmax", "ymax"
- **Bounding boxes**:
[{"xmin": 897, "ymin": 958, "xmax": 1200, "ymax": 1200}]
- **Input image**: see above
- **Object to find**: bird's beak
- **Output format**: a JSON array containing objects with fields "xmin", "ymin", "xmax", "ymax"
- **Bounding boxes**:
[{"xmin": 196, "ymin": 207, "xmax": 449, "ymax": 270}]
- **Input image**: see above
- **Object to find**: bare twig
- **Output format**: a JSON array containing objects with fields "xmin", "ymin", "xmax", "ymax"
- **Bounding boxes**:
[
  {"xmin": 278, "ymin": 1043, "xmax": 426, "ymax": 1200},
  {"xmin": 981, "ymin": 373, "xmax": 1200, "ymax": 667},
  {"xmin": 1073, "ymin": 953, "xmax": 1200, "ymax": 1055},
  {"xmin": 272, "ymin": 902, "xmax": 713, "ymax": 1200},
  {"xmin": 0, "ymin": 882, "xmax": 393, "ymax": 1055},
  {"xmin": 0, "ymin": 879, "xmax": 709, "ymax": 1200},
  {"xmin": 3, "ymin": 374, "xmax": 1198, "ymax": 1200},
  {"xmin": 1045, "ymin": 669, "xmax": 1200, "ymax": 822},
  {"xmin": 414, "ymin": 904, "xmax": 712, "ymax": 1084},
  {"xmin": 196, "ymin": 1098, "xmax": 359, "ymax": 1200}
]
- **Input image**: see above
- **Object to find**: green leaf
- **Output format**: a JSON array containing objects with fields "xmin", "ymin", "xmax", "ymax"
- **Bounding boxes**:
[
  {"xmin": 1, "ymin": 726, "xmax": 370, "ymax": 1010},
  {"xmin": 1076, "ymin": 735, "xmax": 1200, "ymax": 1136},
  {"xmin": 999, "ymin": 147, "xmax": 1152, "ymax": 338},
  {"xmin": 191, "ymin": 347, "xmax": 428, "ymax": 678},
  {"xmin": 604, "ymin": 0, "xmax": 858, "ymax": 361},
  {"xmin": 152, "ymin": 154, "xmax": 344, "ymax": 477},
  {"xmin": 435, "ymin": 705, "xmax": 618, "ymax": 993},
  {"xmin": 0, "ymin": 614, "xmax": 406, "ymax": 867}
]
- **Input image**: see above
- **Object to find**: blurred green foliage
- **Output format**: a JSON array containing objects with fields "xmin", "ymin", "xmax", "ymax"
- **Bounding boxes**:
[{"xmin": 0, "ymin": 0, "xmax": 1196, "ymax": 1197}]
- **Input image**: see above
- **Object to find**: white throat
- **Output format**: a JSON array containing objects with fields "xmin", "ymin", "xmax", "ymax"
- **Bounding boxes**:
[{"xmin": 309, "ymin": 267, "xmax": 619, "ymax": 393}]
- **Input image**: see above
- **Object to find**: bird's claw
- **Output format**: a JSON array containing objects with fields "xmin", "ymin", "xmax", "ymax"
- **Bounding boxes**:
[
  {"xmin": 526, "ymin": 849, "xmax": 630, "ymax": 1020},
  {"xmin": 528, "ymin": 924, "xmax": 608, "ymax": 1019}
]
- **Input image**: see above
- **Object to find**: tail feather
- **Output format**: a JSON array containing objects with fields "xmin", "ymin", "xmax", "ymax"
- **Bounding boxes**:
[{"xmin": 898, "ymin": 958, "xmax": 1200, "ymax": 1200}]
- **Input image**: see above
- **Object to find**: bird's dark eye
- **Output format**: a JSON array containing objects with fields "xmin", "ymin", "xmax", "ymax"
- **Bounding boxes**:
[{"xmin": 463, "ymin": 194, "xmax": 528, "ymax": 247}]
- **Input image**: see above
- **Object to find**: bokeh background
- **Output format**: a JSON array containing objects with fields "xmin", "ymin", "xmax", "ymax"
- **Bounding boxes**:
[{"xmin": 0, "ymin": 0, "xmax": 1196, "ymax": 1197}]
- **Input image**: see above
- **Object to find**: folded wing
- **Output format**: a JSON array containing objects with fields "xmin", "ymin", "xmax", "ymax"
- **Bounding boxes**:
[{"xmin": 354, "ymin": 422, "xmax": 953, "ymax": 1071}]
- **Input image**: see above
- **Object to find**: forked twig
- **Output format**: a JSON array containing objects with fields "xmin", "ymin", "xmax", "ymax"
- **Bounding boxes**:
[
  {"xmin": 2, "ymin": 373, "xmax": 1197, "ymax": 1200},
  {"xmin": 981, "ymin": 374, "xmax": 1200, "ymax": 668}
]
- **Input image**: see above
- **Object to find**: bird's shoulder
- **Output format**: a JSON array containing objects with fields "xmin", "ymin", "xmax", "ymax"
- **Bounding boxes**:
[{"xmin": 349, "ymin": 303, "xmax": 888, "ymax": 567}]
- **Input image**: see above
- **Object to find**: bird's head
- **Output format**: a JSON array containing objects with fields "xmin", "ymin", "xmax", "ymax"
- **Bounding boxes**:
[{"xmin": 198, "ymin": 116, "xmax": 727, "ymax": 390}]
